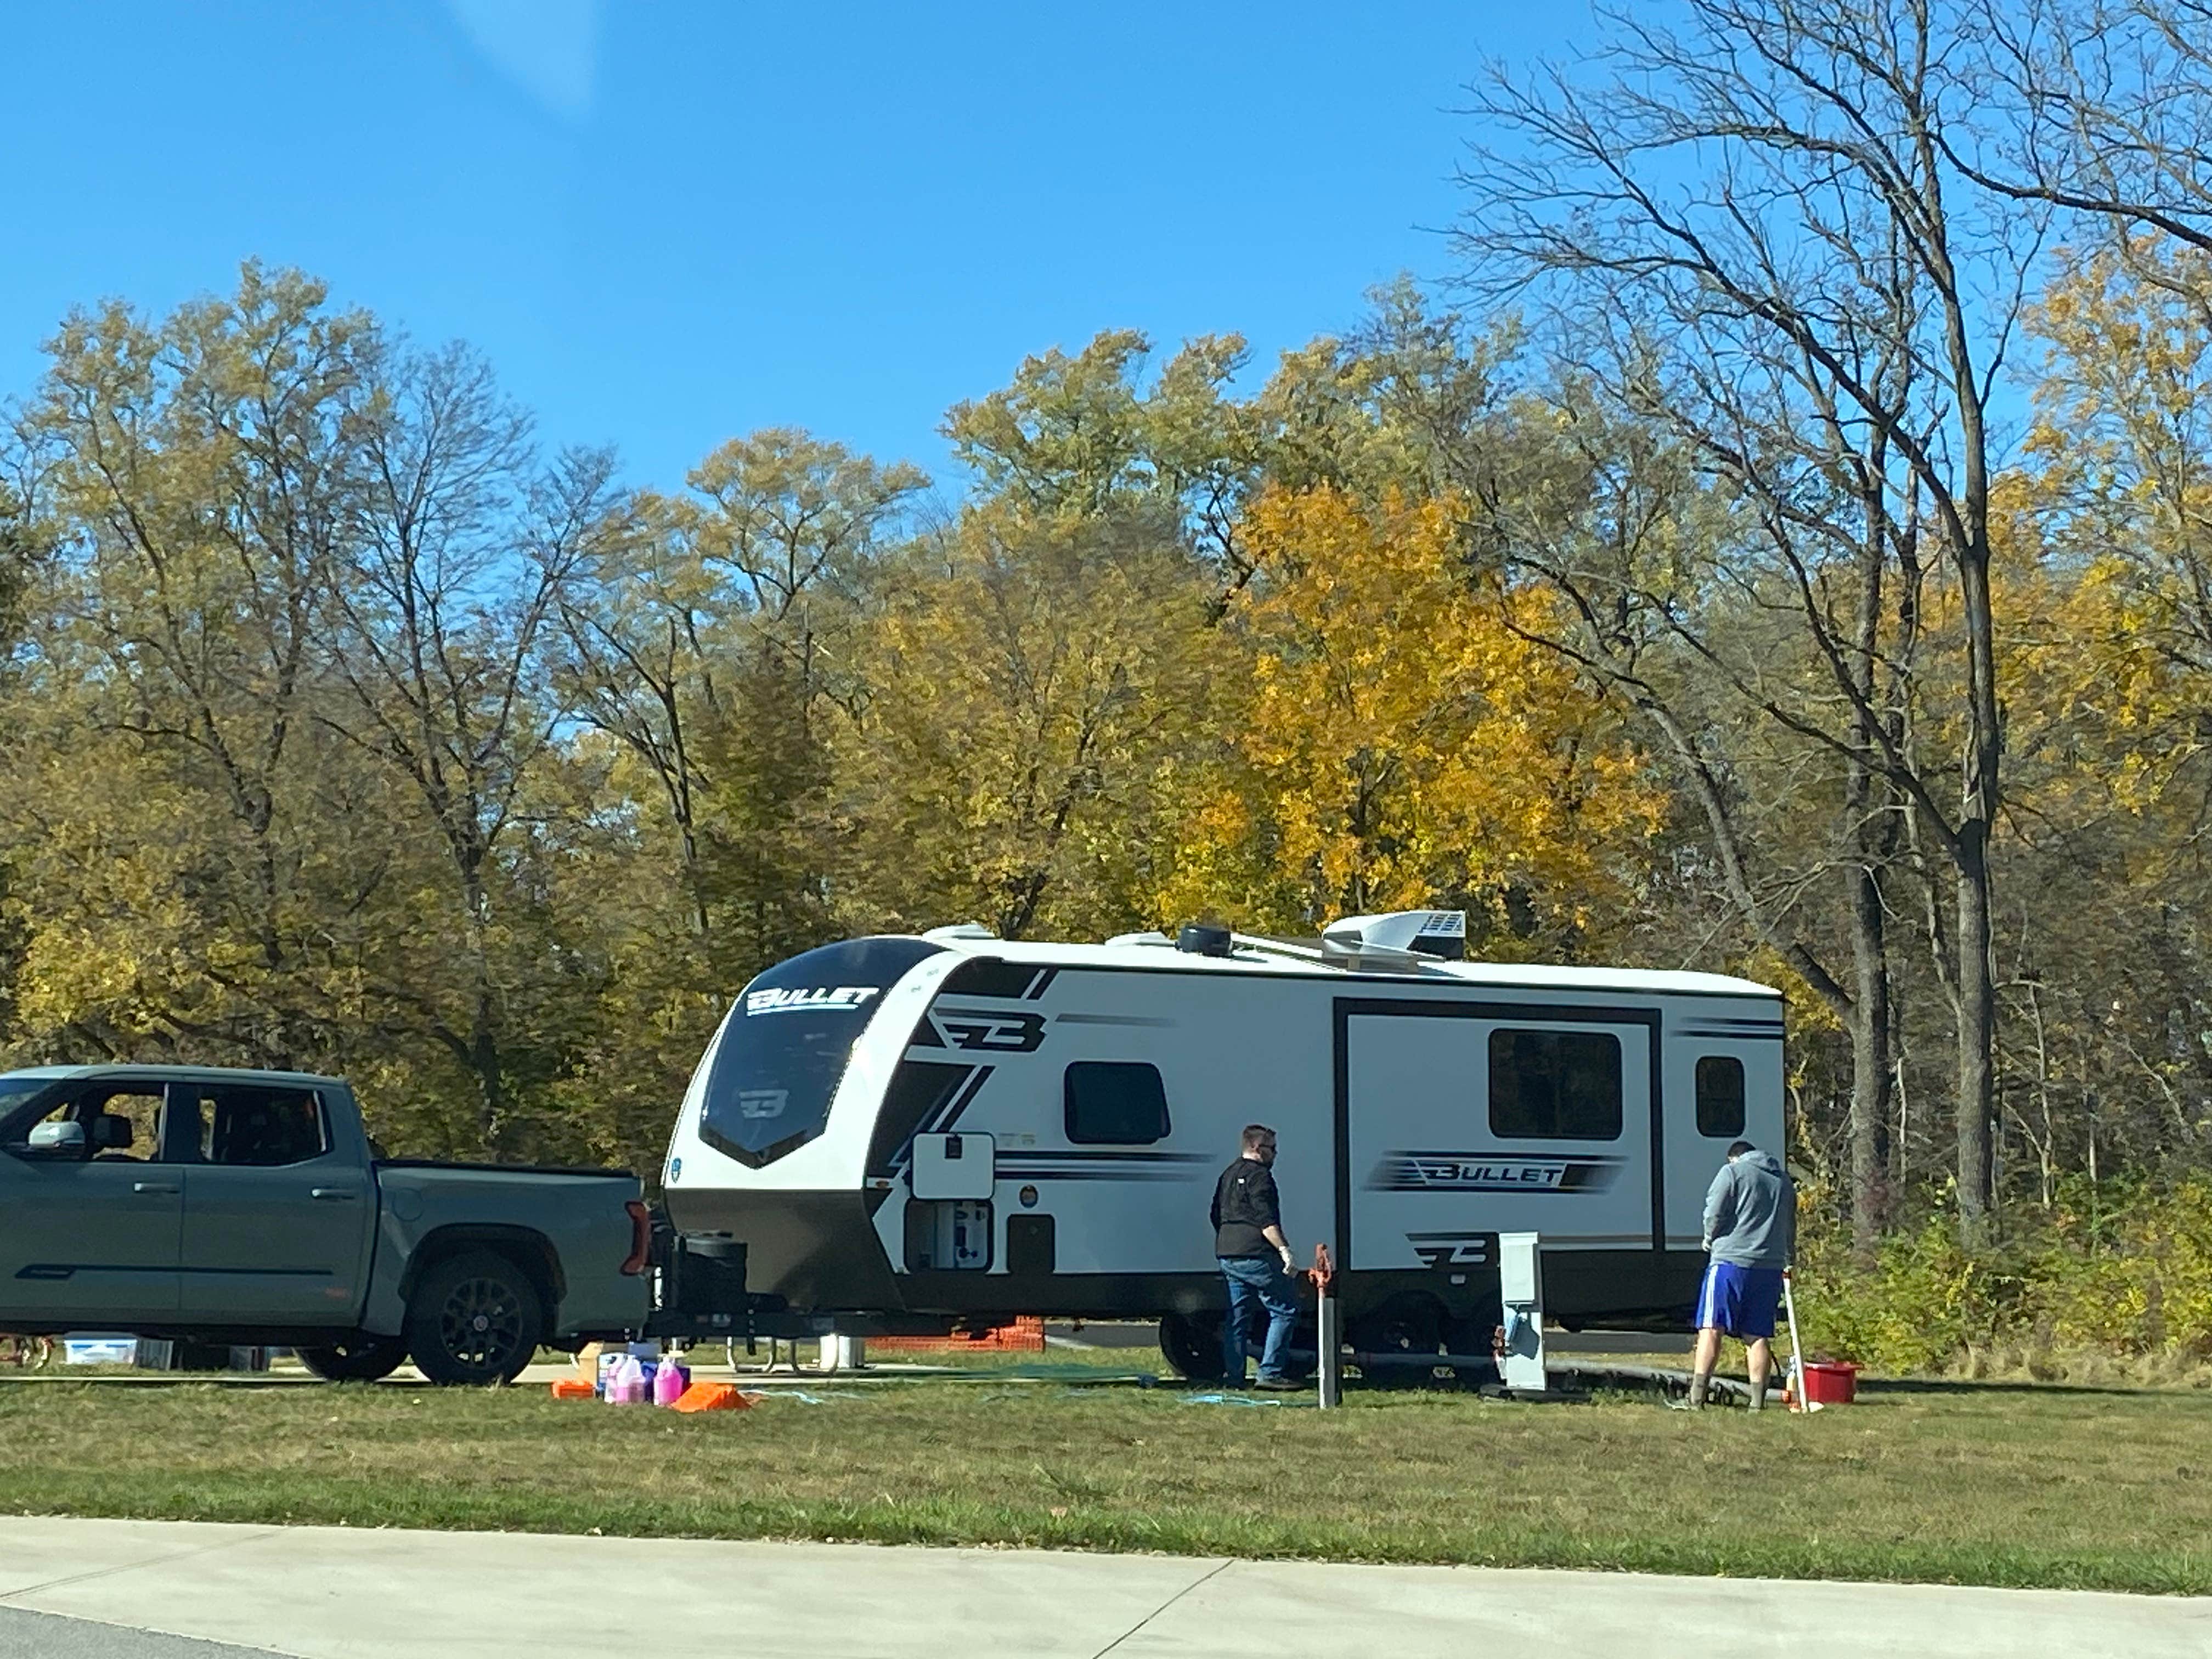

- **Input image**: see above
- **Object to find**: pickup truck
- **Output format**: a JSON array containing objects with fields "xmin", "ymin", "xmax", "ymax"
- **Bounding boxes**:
[{"xmin": 0, "ymin": 1065, "xmax": 652, "ymax": 1384}]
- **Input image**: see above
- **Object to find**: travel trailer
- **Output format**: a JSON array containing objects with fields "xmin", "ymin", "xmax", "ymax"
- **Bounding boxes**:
[{"xmin": 658, "ymin": 912, "xmax": 1785, "ymax": 1376}]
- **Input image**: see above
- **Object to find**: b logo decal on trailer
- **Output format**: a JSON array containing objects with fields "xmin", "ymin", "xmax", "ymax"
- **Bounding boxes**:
[
  {"xmin": 737, "ymin": 1089, "xmax": 789, "ymax": 1120},
  {"xmin": 1406, "ymin": 1233, "xmax": 1496, "ymax": 1269},
  {"xmin": 1369, "ymin": 1153, "xmax": 1620, "ymax": 1193},
  {"xmin": 929, "ymin": 1008, "xmax": 1048, "ymax": 1053}
]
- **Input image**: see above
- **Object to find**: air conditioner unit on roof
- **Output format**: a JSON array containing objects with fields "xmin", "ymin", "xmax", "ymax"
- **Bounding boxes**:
[{"xmin": 1321, "ymin": 910, "xmax": 1467, "ymax": 962}]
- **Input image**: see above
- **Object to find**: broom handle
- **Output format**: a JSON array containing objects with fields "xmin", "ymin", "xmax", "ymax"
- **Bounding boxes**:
[{"xmin": 1782, "ymin": 1267, "xmax": 1807, "ymax": 1409}]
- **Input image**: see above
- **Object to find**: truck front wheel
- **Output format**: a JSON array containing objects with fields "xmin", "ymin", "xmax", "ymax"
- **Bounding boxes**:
[
  {"xmin": 298, "ymin": 1334, "xmax": 408, "ymax": 1383},
  {"xmin": 404, "ymin": 1250, "xmax": 544, "ymax": 1386}
]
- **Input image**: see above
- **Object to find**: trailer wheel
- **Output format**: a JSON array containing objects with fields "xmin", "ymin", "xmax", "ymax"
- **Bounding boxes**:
[
  {"xmin": 404, "ymin": 1250, "xmax": 544, "ymax": 1386},
  {"xmin": 1350, "ymin": 1295, "xmax": 1444, "ymax": 1363},
  {"xmin": 1158, "ymin": 1312, "xmax": 1226, "ymax": 1381},
  {"xmin": 1443, "ymin": 1305, "xmax": 1504, "ymax": 1383},
  {"xmin": 298, "ymin": 1334, "xmax": 408, "ymax": 1383}
]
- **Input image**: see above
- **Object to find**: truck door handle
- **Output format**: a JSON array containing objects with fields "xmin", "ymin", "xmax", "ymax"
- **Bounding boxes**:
[
  {"xmin": 132, "ymin": 1181, "xmax": 179, "ymax": 1195},
  {"xmin": 309, "ymin": 1188, "xmax": 358, "ymax": 1202}
]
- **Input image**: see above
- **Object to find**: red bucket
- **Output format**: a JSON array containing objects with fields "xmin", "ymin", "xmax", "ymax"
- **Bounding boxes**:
[{"xmin": 1800, "ymin": 1361, "xmax": 1858, "ymax": 1405}]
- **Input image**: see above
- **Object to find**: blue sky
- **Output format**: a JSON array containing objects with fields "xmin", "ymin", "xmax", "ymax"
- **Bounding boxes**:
[{"xmin": 3, "ymin": 3, "xmax": 1585, "ymax": 492}]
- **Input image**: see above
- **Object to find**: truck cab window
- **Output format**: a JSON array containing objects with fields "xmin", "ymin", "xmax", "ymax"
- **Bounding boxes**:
[
  {"xmin": 0, "ymin": 1077, "xmax": 49, "ymax": 1127},
  {"xmin": 1064, "ymin": 1063, "xmax": 1171, "ymax": 1144},
  {"xmin": 190, "ymin": 1086, "xmax": 329, "ymax": 1166},
  {"xmin": 21, "ymin": 1087, "xmax": 171, "ymax": 1163},
  {"xmin": 1695, "ymin": 1056, "xmax": 1746, "ymax": 1138},
  {"xmin": 1488, "ymin": 1030, "xmax": 1622, "ymax": 1141}
]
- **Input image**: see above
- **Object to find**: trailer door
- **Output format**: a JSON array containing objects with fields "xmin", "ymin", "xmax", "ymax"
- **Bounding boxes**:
[
  {"xmin": 1661, "ymin": 1003, "xmax": 1787, "ymax": 1253},
  {"xmin": 1338, "ymin": 1001, "xmax": 1657, "ymax": 1273}
]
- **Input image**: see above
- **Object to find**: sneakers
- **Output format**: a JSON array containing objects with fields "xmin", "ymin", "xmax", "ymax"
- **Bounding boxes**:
[{"xmin": 1252, "ymin": 1376, "xmax": 1305, "ymax": 1392}]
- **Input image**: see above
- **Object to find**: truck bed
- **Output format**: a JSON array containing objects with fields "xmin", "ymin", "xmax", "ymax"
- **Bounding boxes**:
[{"xmin": 375, "ymin": 1158, "xmax": 636, "ymax": 1180}]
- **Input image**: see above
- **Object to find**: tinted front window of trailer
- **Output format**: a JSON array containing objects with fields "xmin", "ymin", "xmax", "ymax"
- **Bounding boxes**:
[
  {"xmin": 1488, "ymin": 1030, "xmax": 1622, "ymax": 1141},
  {"xmin": 698, "ymin": 936, "xmax": 945, "ymax": 1169},
  {"xmin": 1696, "ymin": 1056, "xmax": 1747, "ymax": 1138},
  {"xmin": 1064, "ymin": 1063, "xmax": 1171, "ymax": 1144}
]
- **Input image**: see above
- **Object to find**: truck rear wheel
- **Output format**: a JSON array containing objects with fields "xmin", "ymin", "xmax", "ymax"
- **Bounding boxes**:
[
  {"xmin": 1158, "ymin": 1312, "xmax": 1226, "ymax": 1381},
  {"xmin": 298, "ymin": 1334, "xmax": 408, "ymax": 1383},
  {"xmin": 404, "ymin": 1250, "xmax": 544, "ymax": 1386}
]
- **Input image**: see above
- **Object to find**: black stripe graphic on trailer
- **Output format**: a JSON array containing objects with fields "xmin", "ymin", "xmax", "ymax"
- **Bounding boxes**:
[
  {"xmin": 867, "ymin": 1058, "xmax": 976, "ymax": 1177},
  {"xmin": 1384, "ymin": 1149, "xmax": 1629, "ymax": 1164},
  {"xmin": 939, "ymin": 958, "xmax": 1043, "ymax": 1000},
  {"xmin": 1003, "ymin": 1150, "xmax": 1212, "ymax": 1164},
  {"xmin": 1368, "ymin": 1153, "xmax": 1620, "ymax": 1193},
  {"xmin": 932, "ymin": 1065, "xmax": 995, "ymax": 1133},
  {"xmin": 996, "ymin": 1169, "xmax": 1205, "ymax": 1182},
  {"xmin": 1025, "ymin": 968, "xmax": 1059, "ymax": 1000}
]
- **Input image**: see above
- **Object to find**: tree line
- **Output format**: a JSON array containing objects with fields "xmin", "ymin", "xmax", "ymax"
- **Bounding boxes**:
[{"xmin": 2, "ymin": 0, "xmax": 2210, "ymax": 1277}]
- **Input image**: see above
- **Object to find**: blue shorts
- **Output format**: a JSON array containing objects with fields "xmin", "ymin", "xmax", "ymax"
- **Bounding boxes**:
[{"xmin": 1696, "ymin": 1261, "xmax": 1783, "ymax": 1339}]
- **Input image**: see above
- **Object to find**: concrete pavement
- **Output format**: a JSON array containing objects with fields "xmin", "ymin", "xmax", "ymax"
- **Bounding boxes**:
[
  {"xmin": 0, "ymin": 1607, "xmax": 280, "ymax": 1658},
  {"xmin": 0, "ymin": 1517, "xmax": 2205, "ymax": 1658}
]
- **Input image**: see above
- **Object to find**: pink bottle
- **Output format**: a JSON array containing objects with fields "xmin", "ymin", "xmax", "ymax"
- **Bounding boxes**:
[
  {"xmin": 607, "ymin": 1355, "xmax": 646, "ymax": 1403},
  {"xmin": 653, "ymin": 1356, "xmax": 687, "ymax": 1407}
]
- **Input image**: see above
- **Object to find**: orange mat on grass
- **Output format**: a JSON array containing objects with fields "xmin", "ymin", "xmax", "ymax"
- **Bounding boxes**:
[
  {"xmin": 871, "ymin": 1316, "xmax": 1047, "ymax": 1353},
  {"xmin": 674, "ymin": 1380, "xmax": 758, "ymax": 1412}
]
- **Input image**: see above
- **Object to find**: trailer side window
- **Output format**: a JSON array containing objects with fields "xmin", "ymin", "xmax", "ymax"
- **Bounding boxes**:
[
  {"xmin": 1064, "ymin": 1063, "xmax": 1171, "ymax": 1144},
  {"xmin": 1696, "ymin": 1055, "xmax": 1746, "ymax": 1138},
  {"xmin": 1488, "ymin": 1030, "xmax": 1622, "ymax": 1141}
]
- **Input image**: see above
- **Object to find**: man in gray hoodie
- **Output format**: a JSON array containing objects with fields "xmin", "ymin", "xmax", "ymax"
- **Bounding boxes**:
[{"xmin": 1680, "ymin": 1139, "xmax": 1795, "ymax": 1410}]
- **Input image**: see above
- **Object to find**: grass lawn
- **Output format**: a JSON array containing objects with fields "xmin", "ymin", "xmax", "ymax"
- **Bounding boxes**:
[{"xmin": 1, "ymin": 1364, "xmax": 2207, "ymax": 1595}]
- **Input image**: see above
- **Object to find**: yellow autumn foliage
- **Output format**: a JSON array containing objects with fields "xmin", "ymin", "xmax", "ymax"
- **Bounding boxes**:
[{"xmin": 1159, "ymin": 485, "xmax": 1660, "ymax": 945}]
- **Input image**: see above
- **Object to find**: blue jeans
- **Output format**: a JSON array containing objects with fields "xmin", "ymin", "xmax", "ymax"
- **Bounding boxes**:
[{"xmin": 1220, "ymin": 1255, "xmax": 1297, "ymax": 1382}]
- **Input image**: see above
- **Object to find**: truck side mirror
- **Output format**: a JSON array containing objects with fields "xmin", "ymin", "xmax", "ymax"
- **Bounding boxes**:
[{"xmin": 25, "ymin": 1121, "xmax": 86, "ymax": 1157}]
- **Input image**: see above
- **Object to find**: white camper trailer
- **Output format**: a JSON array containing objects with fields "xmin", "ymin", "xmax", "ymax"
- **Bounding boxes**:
[{"xmin": 658, "ymin": 912, "xmax": 1784, "ymax": 1376}]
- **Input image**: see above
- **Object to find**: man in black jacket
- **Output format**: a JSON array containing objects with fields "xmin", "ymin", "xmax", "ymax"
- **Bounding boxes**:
[{"xmin": 1211, "ymin": 1123, "xmax": 1301, "ymax": 1389}]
